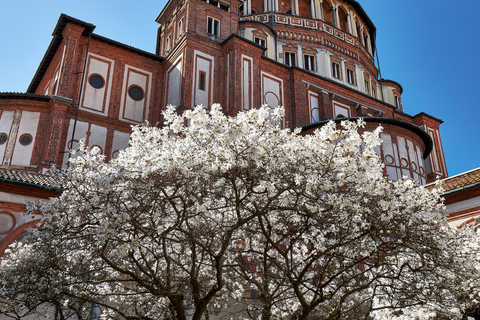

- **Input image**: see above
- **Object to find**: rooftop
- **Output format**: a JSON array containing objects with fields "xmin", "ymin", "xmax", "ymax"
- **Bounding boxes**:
[
  {"xmin": 0, "ymin": 168, "xmax": 61, "ymax": 192},
  {"xmin": 429, "ymin": 167, "xmax": 480, "ymax": 194}
]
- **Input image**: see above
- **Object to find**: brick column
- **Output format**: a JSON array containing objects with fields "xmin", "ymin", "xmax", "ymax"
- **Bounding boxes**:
[
  {"xmin": 57, "ymin": 24, "xmax": 85, "ymax": 100},
  {"xmin": 42, "ymin": 97, "xmax": 72, "ymax": 168}
]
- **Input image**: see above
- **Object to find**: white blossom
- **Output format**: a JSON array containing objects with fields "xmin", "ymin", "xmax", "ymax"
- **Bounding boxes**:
[{"xmin": 0, "ymin": 105, "xmax": 479, "ymax": 320}]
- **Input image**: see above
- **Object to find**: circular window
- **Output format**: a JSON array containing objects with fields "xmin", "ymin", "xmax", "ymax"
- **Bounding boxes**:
[
  {"xmin": 128, "ymin": 86, "xmax": 144, "ymax": 101},
  {"xmin": 0, "ymin": 133, "xmax": 7, "ymax": 145},
  {"xmin": 19, "ymin": 133, "xmax": 33, "ymax": 146},
  {"xmin": 88, "ymin": 74, "xmax": 105, "ymax": 89}
]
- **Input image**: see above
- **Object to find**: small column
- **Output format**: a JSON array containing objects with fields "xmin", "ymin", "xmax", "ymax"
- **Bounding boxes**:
[
  {"xmin": 291, "ymin": 0, "xmax": 295, "ymax": 14},
  {"xmin": 297, "ymin": 45, "xmax": 303, "ymax": 68},
  {"xmin": 315, "ymin": 48, "xmax": 323, "ymax": 76},
  {"xmin": 297, "ymin": 44, "xmax": 303, "ymax": 69},
  {"xmin": 294, "ymin": 0, "xmax": 299, "ymax": 15},
  {"xmin": 355, "ymin": 64, "xmax": 364, "ymax": 91},
  {"xmin": 346, "ymin": 12, "xmax": 352, "ymax": 34},
  {"xmin": 264, "ymin": 0, "xmax": 268, "ymax": 11},
  {"xmin": 278, "ymin": 42, "xmax": 284, "ymax": 62},
  {"xmin": 366, "ymin": 35, "xmax": 373, "ymax": 54},
  {"xmin": 383, "ymin": 87, "xmax": 389, "ymax": 103},
  {"xmin": 341, "ymin": 58, "xmax": 346, "ymax": 85},
  {"xmin": 246, "ymin": 0, "xmax": 251, "ymax": 15},
  {"xmin": 333, "ymin": 5, "xmax": 339, "ymax": 28},
  {"xmin": 275, "ymin": 0, "xmax": 279, "ymax": 11},
  {"xmin": 319, "ymin": 0, "xmax": 324, "ymax": 20},
  {"xmin": 351, "ymin": 13, "xmax": 358, "ymax": 36},
  {"xmin": 326, "ymin": 52, "xmax": 332, "ymax": 78},
  {"xmin": 359, "ymin": 25, "xmax": 364, "ymax": 45}
]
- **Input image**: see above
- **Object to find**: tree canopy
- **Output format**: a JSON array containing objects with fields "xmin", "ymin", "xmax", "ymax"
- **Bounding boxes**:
[{"xmin": 1, "ymin": 105, "xmax": 479, "ymax": 320}]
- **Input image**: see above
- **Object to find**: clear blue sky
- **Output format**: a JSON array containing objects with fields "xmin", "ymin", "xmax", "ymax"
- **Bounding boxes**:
[{"xmin": 1, "ymin": 0, "xmax": 479, "ymax": 177}]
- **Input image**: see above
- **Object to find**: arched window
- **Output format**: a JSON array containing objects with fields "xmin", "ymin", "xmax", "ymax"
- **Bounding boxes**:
[
  {"xmin": 355, "ymin": 18, "xmax": 362, "ymax": 42},
  {"xmin": 297, "ymin": 0, "xmax": 312, "ymax": 17},
  {"xmin": 338, "ymin": 7, "xmax": 349, "ymax": 32},
  {"xmin": 238, "ymin": 3, "xmax": 244, "ymax": 16},
  {"xmin": 363, "ymin": 30, "xmax": 370, "ymax": 51},
  {"xmin": 322, "ymin": 0, "xmax": 334, "ymax": 25}
]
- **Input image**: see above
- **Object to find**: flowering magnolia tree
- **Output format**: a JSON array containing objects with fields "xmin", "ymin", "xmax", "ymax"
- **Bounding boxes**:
[{"xmin": 1, "ymin": 105, "xmax": 479, "ymax": 320}]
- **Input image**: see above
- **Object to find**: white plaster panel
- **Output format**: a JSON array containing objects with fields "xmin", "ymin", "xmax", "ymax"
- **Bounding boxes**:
[
  {"xmin": 381, "ymin": 133, "xmax": 400, "ymax": 182},
  {"xmin": 355, "ymin": 65, "xmax": 364, "ymax": 91},
  {"xmin": 11, "ymin": 112, "xmax": 40, "ymax": 167},
  {"xmin": 0, "ymin": 111, "xmax": 14, "ymax": 159},
  {"xmin": 333, "ymin": 101, "xmax": 350, "ymax": 117},
  {"xmin": 396, "ymin": 137, "xmax": 408, "ymax": 164},
  {"xmin": 261, "ymin": 72, "xmax": 284, "ymax": 126},
  {"xmin": 111, "ymin": 131, "xmax": 131, "ymax": 159},
  {"xmin": 319, "ymin": 50, "xmax": 330, "ymax": 77},
  {"xmin": 167, "ymin": 54, "xmax": 183, "ymax": 107},
  {"xmin": 88, "ymin": 124, "xmax": 107, "ymax": 155},
  {"xmin": 386, "ymin": 166, "xmax": 398, "ymax": 182},
  {"xmin": 308, "ymin": 91, "xmax": 320, "ymax": 123},
  {"xmin": 62, "ymin": 120, "xmax": 89, "ymax": 168},
  {"xmin": 397, "ymin": 149, "xmax": 411, "ymax": 177},
  {"xmin": 0, "ymin": 192, "xmax": 49, "ymax": 205},
  {"xmin": 415, "ymin": 145, "xmax": 424, "ymax": 173},
  {"xmin": 381, "ymin": 133, "xmax": 393, "ymax": 155},
  {"xmin": 266, "ymin": 35, "xmax": 274, "ymax": 59},
  {"xmin": 384, "ymin": 87, "xmax": 395, "ymax": 105},
  {"xmin": 81, "ymin": 53, "xmax": 114, "ymax": 116},
  {"xmin": 120, "ymin": 65, "xmax": 152, "ymax": 124},
  {"xmin": 392, "ymin": 143, "xmax": 400, "ymax": 167},
  {"xmin": 447, "ymin": 196, "xmax": 480, "ymax": 214},
  {"xmin": 192, "ymin": 51, "xmax": 215, "ymax": 108},
  {"xmin": 261, "ymin": 72, "xmax": 283, "ymax": 107},
  {"xmin": 407, "ymin": 139, "xmax": 415, "ymax": 166},
  {"xmin": 241, "ymin": 55, "xmax": 253, "ymax": 110}
]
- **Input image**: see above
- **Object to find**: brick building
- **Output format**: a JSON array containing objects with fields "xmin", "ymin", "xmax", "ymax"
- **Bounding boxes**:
[{"xmin": 0, "ymin": 0, "xmax": 448, "ymax": 254}]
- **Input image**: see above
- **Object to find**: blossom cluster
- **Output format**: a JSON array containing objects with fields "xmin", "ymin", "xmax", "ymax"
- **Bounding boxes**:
[{"xmin": 0, "ymin": 105, "xmax": 479, "ymax": 320}]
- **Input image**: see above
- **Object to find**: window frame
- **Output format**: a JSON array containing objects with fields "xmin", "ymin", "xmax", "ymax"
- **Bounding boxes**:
[
  {"xmin": 165, "ymin": 34, "xmax": 172, "ymax": 53},
  {"xmin": 254, "ymin": 37, "xmax": 266, "ymax": 48},
  {"xmin": 304, "ymin": 54, "xmax": 316, "ymax": 72},
  {"xmin": 346, "ymin": 68, "xmax": 355, "ymax": 85},
  {"xmin": 364, "ymin": 79, "xmax": 370, "ymax": 94},
  {"xmin": 394, "ymin": 95, "xmax": 401, "ymax": 108},
  {"xmin": 284, "ymin": 52, "xmax": 297, "ymax": 67},
  {"xmin": 332, "ymin": 62, "xmax": 341, "ymax": 79},
  {"xmin": 207, "ymin": 16, "xmax": 220, "ymax": 37},
  {"xmin": 177, "ymin": 18, "xmax": 184, "ymax": 38},
  {"xmin": 199, "ymin": 71, "xmax": 206, "ymax": 91}
]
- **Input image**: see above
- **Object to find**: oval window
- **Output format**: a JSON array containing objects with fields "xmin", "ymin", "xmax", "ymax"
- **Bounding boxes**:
[
  {"xmin": 128, "ymin": 86, "xmax": 144, "ymax": 101},
  {"xmin": 88, "ymin": 74, "xmax": 105, "ymax": 89},
  {"xmin": 19, "ymin": 133, "xmax": 33, "ymax": 146},
  {"xmin": 0, "ymin": 133, "xmax": 7, "ymax": 145}
]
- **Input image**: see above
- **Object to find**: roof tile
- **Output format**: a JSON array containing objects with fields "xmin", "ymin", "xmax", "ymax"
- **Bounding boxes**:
[
  {"xmin": 0, "ymin": 168, "xmax": 60, "ymax": 191},
  {"xmin": 433, "ymin": 168, "xmax": 480, "ymax": 193}
]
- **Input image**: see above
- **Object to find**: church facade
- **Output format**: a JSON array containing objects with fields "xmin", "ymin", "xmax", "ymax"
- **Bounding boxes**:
[{"xmin": 0, "ymin": 0, "xmax": 448, "ymax": 254}]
